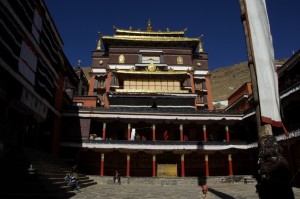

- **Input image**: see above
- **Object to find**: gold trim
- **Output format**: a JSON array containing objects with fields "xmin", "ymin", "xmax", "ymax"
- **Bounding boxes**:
[
  {"xmin": 115, "ymin": 89, "xmax": 189, "ymax": 93},
  {"xmin": 102, "ymin": 35, "xmax": 199, "ymax": 42},
  {"xmin": 115, "ymin": 70, "xmax": 187, "ymax": 75},
  {"xmin": 115, "ymin": 29, "xmax": 186, "ymax": 35}
]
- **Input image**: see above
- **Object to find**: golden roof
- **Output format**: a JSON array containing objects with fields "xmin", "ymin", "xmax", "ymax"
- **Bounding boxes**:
[
  {"xmin": 114, "ymin": 28, "xmax": 187, "ymax": 36},
  {"xmin": 102, "ymin": 35, "xmax": 199, "ymax": 42},
  {"xmin": 101, "ymin": 21, "xmax": 200, "ymax": 50},
  {"xmin": 113, "ymin": 21, "xmax": 187, "ymax": 36}
]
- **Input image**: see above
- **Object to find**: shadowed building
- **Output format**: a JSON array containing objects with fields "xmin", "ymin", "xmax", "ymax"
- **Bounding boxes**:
[{"xmin": 0, "ymin": 0, "xmax": 78, "ymax": 155}]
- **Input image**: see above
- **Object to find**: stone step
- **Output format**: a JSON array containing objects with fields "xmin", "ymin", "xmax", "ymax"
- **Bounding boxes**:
[
  {"xmin": 0, "ymin": 191, "xmax": 77, "ymax": 199},
  {"xmin": 0, "ymin": 147, "xmax": 97, "ymax": 197}
]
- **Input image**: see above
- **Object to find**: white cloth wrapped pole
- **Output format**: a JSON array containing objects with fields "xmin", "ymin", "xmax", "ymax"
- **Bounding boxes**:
[{"xmin": 130, "ymin": 128, "xmax": 136, "ymax": 140}]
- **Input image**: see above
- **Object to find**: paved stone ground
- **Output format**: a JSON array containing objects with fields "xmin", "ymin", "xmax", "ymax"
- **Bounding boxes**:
[{"xmin": 69, "ymin": 183, "xmax": 300, "ymax": 199}]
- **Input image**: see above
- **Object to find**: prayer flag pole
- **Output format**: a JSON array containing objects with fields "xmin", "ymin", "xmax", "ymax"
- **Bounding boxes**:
[{"xmin": 239, "ymin": 0, "xmax": 294, "ymax": 198}]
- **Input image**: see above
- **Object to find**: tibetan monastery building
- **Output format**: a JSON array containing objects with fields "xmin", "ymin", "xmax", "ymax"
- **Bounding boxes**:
[{"xmin": 61, "ymin": 21, "xmax": 259, "ymax": 177}]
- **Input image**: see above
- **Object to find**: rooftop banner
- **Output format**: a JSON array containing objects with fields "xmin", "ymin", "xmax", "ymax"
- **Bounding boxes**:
[{"xmin": 243, "ymin": 0, "xmax": 284, "ymax": 129}]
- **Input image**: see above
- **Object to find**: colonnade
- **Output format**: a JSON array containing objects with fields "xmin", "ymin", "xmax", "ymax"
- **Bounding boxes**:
[{"xmin": 98, "ymin": 123, "xmax": 234, "ymax": 177}]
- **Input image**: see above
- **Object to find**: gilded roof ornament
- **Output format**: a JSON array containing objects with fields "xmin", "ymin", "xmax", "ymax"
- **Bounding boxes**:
[
  {"xmin": 96, "ymin": 32, "xmax": 102, "ymax": 51},
  {"xmin": 183, "ymin": 27, "xmax": 188, "ymax": 33},
  {"xmin": 147, "ymin": 19, "xmax": 152, "ymax": 32},
  {"xmin": 198, "ymin": 34, "xmax": 204, "ymax": 53}
]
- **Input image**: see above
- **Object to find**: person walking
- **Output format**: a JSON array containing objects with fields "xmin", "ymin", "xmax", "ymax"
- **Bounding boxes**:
[{"xmin": 113, "ymin": 170, "xmax": 121, "ymax": 185}]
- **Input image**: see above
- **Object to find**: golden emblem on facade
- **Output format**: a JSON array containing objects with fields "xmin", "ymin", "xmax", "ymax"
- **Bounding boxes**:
[
  {"xmin": 177, "ymin": 56, "xmax": 183, "ymax": 64},
  {"xmin": 147, "ymin": 63, "xmax": 156, "ymax": 72},
  {"xmin": 119, "ymin": 54, "xmax": 125, "ymax": 63}
]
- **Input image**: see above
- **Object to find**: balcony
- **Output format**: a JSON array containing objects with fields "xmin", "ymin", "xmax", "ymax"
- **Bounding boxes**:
[{"xmin": 60, "ymin": 140, "xmax": 254, "ymax": 152}]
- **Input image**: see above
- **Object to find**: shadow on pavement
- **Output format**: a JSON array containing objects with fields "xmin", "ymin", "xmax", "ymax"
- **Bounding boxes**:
[{"xmin": 208, "ymin": 188, "xmax": 236, "ymax": 199}]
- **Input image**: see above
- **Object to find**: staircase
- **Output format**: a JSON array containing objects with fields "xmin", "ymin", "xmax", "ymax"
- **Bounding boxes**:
[{"xmin": 0, "ymin": 147, "xmax": 97, "ymax": 198}]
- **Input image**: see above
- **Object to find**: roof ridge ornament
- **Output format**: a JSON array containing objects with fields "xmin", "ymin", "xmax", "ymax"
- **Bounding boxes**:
[
  {"xmin": 198, "ymin": 34, "xmax": 204, "ymax": 53},
  {"xmin": 147, "ymin": 19, "xmax": 152, "ymax": 32},
  {"xmin": 96, "ymin": 32, "xmax": 102, "ymax": 51}
]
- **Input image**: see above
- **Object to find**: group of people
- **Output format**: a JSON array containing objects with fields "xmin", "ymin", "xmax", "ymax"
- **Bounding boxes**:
[
  {"xmin": 64, "ymin": 173, "xmax": 80, "ymax": 191},
  {"xmin": 64, "ymin": 166, "xmax": 80, "ymax": 191}
]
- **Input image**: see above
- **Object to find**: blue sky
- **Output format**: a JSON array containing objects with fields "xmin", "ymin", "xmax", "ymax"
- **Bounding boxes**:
[{"xmin": 45, "ymin": 0, "xmax": 300, "ymax": 71}]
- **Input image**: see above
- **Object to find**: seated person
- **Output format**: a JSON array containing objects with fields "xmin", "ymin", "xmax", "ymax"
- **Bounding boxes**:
[
  {"xmin": 184, "ymin": 134, "xmax": 189, "ymax": 141},
  {"xmin": 135, "ymin": 133, "xmax": 141, "ymax": 141},
  {"xmin": 69, "ymin": 175, "xmax": 80, "ymax": 191},
  {"xmin": 64, "ymin": 173, "xmax": 71, "ymax": 185},
  {"xmin": 89, "ymin": 134, "xmax": 95, "ymax": 140},
  {"xmin": 163, "ymin": 131, "xmax": 168, "ymax": 140}
]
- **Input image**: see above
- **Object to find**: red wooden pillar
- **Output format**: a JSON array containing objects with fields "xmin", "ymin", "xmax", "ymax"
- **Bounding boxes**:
[
  {"xmin": 126, "ymin": 154, "xmax": 130, "ymax": 177},
  {"xmin": 180, "ymin": 124, "xmax": 183, "ymax": 141},
  {"xmin": 203, "ymin": 125, "xmax": 207, "ymax": 142},
  {"xmin": 181, "ymin": 154, "xmax": 185, "ymax": 177},
  {"xmin": 100, "ymin": 153, "xmax": 104, "ymax": 176},
  {"xmin": 152, "ymin": 124, "xmax": 156, "ymax": 141},
  {"xmin": 228, "ymin": 154, "xmax": 233, "ymax": 176},
  {"xmin": 127, "ymin": 124, "xmax": 131, "ymax": 140},
  {"xmin": 225, "ymin": 125, "xmax": 230, "ymax": 142},
  {"xmin": 102, "ymin": 122, "xmax": 106, "ymax": 140},
  {"xmin": 103, "ymin": 71, "xmax": 112, "ymax": 108},
  {"xmin": 205, "ymin": 155, "xmax": 209, "ymax": 177},
  {"xmin": 88, "ymin": 74, "xmax": 96, "ymax": 96},
  {"xmin": 152, "ymin": 155, "xmax": 156, "ymax": 177},
  {"xmin": 205, "ymin": 74, "xmax": 214, "ymax": 110}
]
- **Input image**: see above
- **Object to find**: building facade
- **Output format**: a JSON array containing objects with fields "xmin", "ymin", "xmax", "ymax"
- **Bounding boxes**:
[
  {"xmin": 61, "ymin": 22, "xmax": 258, "ymax": 177},
  {"xmin": 277, "ymin": 50, "xmax": 300, "ymax": 186},
  {"xmin": 0, "ymin": 0, "xmax": 78, "ymax": 155}
]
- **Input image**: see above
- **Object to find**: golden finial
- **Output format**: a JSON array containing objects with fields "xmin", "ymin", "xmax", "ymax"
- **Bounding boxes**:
[
  {"xmin": 129, "ymin": 26, "xmax": 132, "ymax": 31},
  {"xmin": 113, "ymin": 25, "xmax": 117, "ymax": 31},
  {"xmin": 96, "ymin": 32, "xmax": 102, "ymax": 51},
  {"xmin": 147, "ymin": 19, "xmax": 152, "ymax": 32},
  {"xmin": 166, "ymin": 28, "xmax": 170, "ymax": 32},
  {"xmin": 198, "ymin": 34, "xmax": 204, "ymax": 53},
  {"xmin": 77, "ymin": 59, "xmax": 81, "ymax": 67}
]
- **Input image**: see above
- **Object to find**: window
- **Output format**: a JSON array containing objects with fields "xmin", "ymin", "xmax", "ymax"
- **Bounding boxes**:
[{"xmin": 142, "ymin": 56, "xmax": 160, "ymax": 64}]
